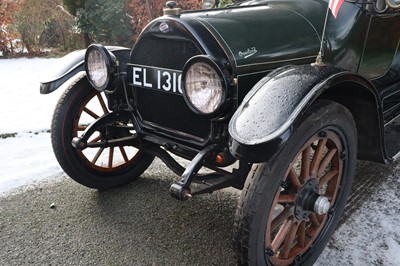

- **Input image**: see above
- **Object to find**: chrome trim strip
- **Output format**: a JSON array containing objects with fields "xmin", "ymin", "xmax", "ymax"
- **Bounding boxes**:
[{"xmin": 384, "ymin": 112, "xmax": 400, "ymax": 126}]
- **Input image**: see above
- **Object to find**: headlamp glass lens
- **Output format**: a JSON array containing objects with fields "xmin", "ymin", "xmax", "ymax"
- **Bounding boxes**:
[
  {"xmin": 87, "ymin": 49, "xmax": 108, "ymax": 89},
  {"xmin": 185, "ymin": 62, "xmax": 223, "ymax": 114}
]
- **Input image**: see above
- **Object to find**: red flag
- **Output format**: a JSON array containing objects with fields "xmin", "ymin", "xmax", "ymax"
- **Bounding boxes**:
[{"xmin": 329, "ymin": 0, "xmax": 344, "ymax": 18}]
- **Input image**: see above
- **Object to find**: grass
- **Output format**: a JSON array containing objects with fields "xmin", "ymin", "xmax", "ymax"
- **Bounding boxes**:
[{"xmin": 0, "ymin": 133, "xmax": 17, "ymax": 139}]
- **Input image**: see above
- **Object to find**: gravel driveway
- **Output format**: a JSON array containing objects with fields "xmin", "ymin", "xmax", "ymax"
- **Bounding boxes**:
[{"xmin": 1, "ymin": 159, "xmax": 399, "ymax": 265}]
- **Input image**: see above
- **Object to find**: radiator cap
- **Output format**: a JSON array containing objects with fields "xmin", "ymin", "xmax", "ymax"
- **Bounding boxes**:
[{"xmin": 163, "ymin": 1, "xmax": 181, "ymax": 16}]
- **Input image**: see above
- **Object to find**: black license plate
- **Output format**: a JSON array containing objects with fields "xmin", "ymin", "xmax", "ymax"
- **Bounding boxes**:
[{"xmin": 130, "ymin": 64, "xmax": 183, "ymax": 95}]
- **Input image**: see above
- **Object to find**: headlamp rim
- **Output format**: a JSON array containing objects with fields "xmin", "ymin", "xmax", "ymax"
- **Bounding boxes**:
[
  {"xmin": 85, "ymin": 44, "xmax": 116, "ymax": 92},
  {"xmin": 182, "ymin": 55, "xmax": 228, "ymax": 117},
  {"xmin": 386, "ymin": 0, "xmax": 400, "ymax": 9}
]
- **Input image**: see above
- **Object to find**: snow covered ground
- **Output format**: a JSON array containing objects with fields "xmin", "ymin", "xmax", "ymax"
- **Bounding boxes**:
[
  {"xmin": 317, "ymin": 165, "xmax": 400, "ymax": 265},
  {"xmin": 0, "ymin": 58, "xmax": 64, "ymax": 194},
  {"xmin": 0, "ymin": 58, "xmax": 399, "ymax": 265}
]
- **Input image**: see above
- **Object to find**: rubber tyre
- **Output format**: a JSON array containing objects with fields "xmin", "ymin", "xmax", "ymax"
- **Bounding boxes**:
[
  {"xmin": 233, "ymin": 100, "xmax": 357, "ymax": 265},
  {"xmin": 51, "ymin": 78, "xmax": 154, "ymax": 189}
]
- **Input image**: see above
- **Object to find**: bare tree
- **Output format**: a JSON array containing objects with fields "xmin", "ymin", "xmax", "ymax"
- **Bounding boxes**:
[
  {"xmin": 126, "ymin": 0, "xmax": 202, "ymax": 41},
  {"xmin": 15, "ymin": 0, "xmax": 73, "ymax": 53},
  {"xmin": 0, "ymin": 0, "xmax": 23, "ymax": 55}
]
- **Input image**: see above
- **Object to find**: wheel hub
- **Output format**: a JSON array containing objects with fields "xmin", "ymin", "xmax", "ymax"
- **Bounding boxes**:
[
  {"xmin": 313, "ymin": 195, "xmax": 330, "ymax": 215},
  {"xmin": 294, "ymin": 178, "xmax": 330, "ymax": 220}
]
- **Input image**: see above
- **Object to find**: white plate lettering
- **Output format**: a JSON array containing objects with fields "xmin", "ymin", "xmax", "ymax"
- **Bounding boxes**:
[{"xmin": 132, "ymin": 65, "xmax": 182, "ymax": 95}]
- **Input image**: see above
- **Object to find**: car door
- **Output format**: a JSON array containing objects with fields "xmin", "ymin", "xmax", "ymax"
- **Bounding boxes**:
[{"xmin": 357, "ymin": 0, "xmax": 400, "ymax": 121}]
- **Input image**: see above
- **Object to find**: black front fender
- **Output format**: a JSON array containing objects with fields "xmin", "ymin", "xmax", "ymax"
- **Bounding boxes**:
[
  {"xmin": 40, "ymin": 49, "xmax": 86, "ymax": 94},
  {"xmin": 40, "ymin": 46, "xmax": 130, "ymax": 94},
  {"xmin": 229, "ymin": 64, "xmax": 381, "ymax": 163}
]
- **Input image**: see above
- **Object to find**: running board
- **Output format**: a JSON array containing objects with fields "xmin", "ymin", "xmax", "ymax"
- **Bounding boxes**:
[{"xmin": 384, "ymin": 114, "xmax": 400, "ymax": 160}]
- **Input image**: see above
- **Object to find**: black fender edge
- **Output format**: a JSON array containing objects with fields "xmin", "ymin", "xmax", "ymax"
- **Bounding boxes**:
[
  {"xmin": 228, "ymin": 64, "xmax": 387, "ymax": 163},
  {"xmin": 40, "ymin": 46, "xmax": 130, "ymax": 94}
]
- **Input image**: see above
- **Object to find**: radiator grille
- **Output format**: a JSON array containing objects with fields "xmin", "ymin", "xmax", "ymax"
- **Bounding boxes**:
[
  {"xmin": 132, "ymin": 37, "xmax": 201, "ymax": 69},
  {"xmin": 130, "ymin": 36, "xmax": 211, "ymax": 140}
]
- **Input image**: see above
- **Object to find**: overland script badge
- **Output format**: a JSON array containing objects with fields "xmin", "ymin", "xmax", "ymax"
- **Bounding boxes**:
[{"xmin": 238, "ymin": 47, "xmax": 257, "ymax": 59}]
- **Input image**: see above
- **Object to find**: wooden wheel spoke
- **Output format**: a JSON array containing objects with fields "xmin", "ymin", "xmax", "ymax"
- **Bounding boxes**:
[
  {"xmin": 282, "ymin": 222, "xmax": 300, "ymax": 259},
  {"xmin": 271, "ymin": 206, "xmax": 293, "ymax": 231},
  {"xmin": 77, "ymin": 125, "xmax": 87, "ymax": 131},
  {"xmin": 92, "ymin": 148, "xmax": 104, "ymax": 164},
  {"xmin": 83, "ymin": 107, "xmax": 100, "ymax": 119},
  {"xmin": 310, "ymin": 138, "xmax": 327, "ymax": 178},
  {"xmin": 108, "ymin": 147, "xmax": 114, "ymax": 168},
  {"xmin": 300, "ymin": 146, "xmax": 311, "ymax": 181},
  {"xmin": 288, "ymin": 168, "xmax": 302, "ymax": 189},
  {"xmin": 278, "ymin": 194, "xmax": 296, "ymax": 204},
  {"xmin": 317, "ymin": 148, "xmax": 337, "ymax": 178},
  {"xmin": 306, "ymin": 214, "xmax": 326, "ymax": 239},
  {"xmin": 309, "ymin": 213, "xmax": 320, "ymax": 227},
  {"xmin": 119, "ymin": 146, "xmax": 129, "ymax": 163},
  {"xmin": 320, "ymin": 169, "xmax": 338, "ymax": 187},
  {"xmin": 297, "ymin": 221, "xmax": 306, "ymax": 248},
  {"xmin": 271, "ymin": 218, "xmax": 294, "ymax": 252},
  {"xmin": 96, "ymin": 93, "xmax": 109, "ymax": 114},
  {"xmin": 306, "ymin": 218, "xmax": 323, "ymax": 238}
]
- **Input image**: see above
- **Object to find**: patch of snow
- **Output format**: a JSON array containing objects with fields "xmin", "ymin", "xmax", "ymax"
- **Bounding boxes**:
[
  {"xmin": 0, "ymin": 58, "xmax": 64, "ymax": 194},
  {"xmin": 316, "ymin": 172, "xmax": 400, "ymax": 266},
  {"xmin": 0, "ymin": 58, "xmax": 64, "ymax": 133},
  {"xmin": 0, "ymin": 131, "xmax": 63, "ymax": 195}
]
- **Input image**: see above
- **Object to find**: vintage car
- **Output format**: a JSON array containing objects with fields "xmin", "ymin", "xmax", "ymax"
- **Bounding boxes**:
[{"xmin": 40, "ymin": 0, "xmax": 400, "ymax": 264}]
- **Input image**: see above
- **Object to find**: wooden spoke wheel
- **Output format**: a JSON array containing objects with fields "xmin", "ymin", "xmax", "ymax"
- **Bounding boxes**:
[
  {"xmin": 233, "ymin": 101, "xmax": 357, "ymax": 266},
  {"xmin": 73, "ymin": 89, "xmax": 139, "ymax": 172},
  {"xmin": 266, "ymin": 131, "xmax": 342, "ymax": 265},
  {"xmin": 51, "ymin": 79, "xmax": 154, "ymax": 189}
]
